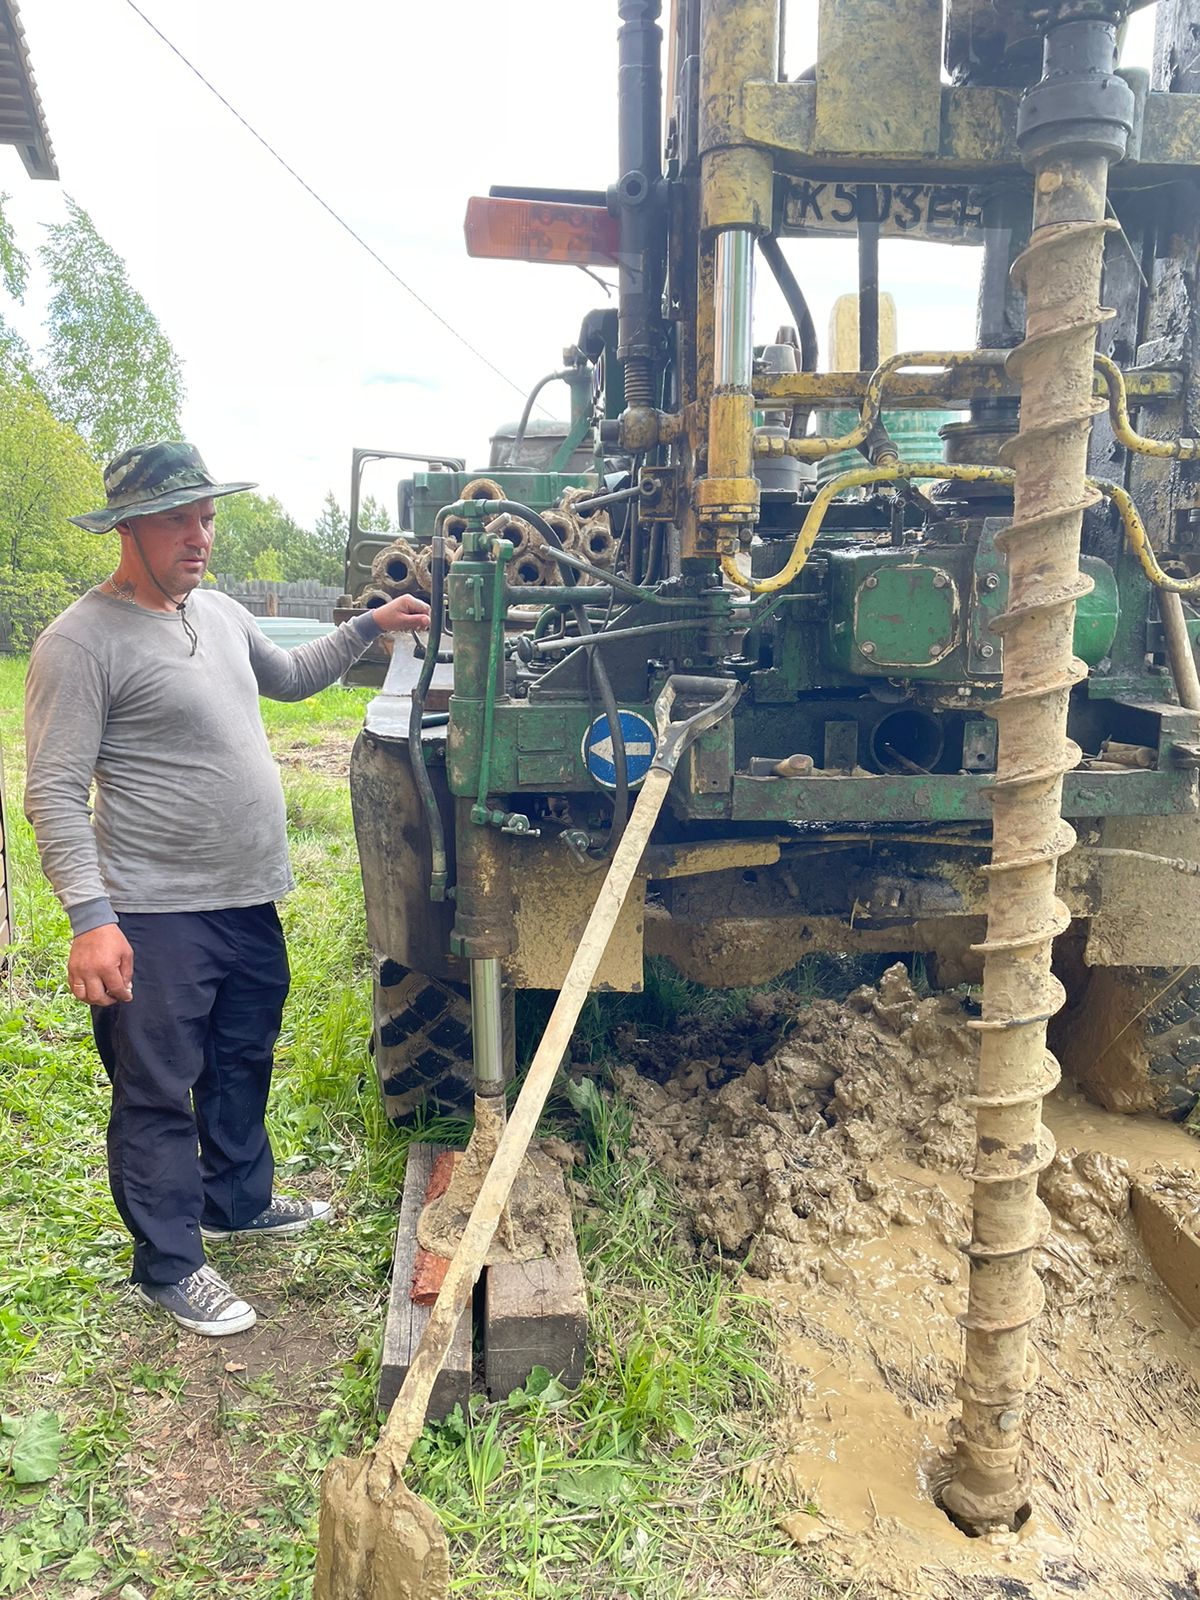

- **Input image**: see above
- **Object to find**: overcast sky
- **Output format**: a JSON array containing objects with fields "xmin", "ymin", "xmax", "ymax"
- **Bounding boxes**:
[{"xmin": 3, "ymin": 1, "xmax": 1159, "ymax": 526}]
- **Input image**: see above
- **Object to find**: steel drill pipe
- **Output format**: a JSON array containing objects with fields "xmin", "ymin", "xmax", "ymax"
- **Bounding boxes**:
[{"xmin": 943, "ymin": 9, "xmax": 1133, "ymax": 1534}]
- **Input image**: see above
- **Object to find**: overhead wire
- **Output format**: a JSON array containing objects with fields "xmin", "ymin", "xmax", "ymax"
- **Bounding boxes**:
[{"xmin": 120, "ymin": 0, "xmax": 530, "ymax": 401}]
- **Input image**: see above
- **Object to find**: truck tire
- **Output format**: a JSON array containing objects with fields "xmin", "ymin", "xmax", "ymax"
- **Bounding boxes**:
[
  {"xmin": 372, "ymin": 958, "xmax": 514, "ymax": 1123},
  {"xmin": 1051, "ymin": 963, "xmax": 1200, "ymax": 1121}
]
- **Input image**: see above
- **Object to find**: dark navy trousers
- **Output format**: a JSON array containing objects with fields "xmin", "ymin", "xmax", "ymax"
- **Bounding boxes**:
[{"xmin": 91, "ymin": 904, "xmax": 291, "ymax": 1285}]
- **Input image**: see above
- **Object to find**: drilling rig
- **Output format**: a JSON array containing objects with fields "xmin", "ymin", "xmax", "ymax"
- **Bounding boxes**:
[{"xmin": 346, "ymin": 0, "xmax": 1200, "ymax": 1535}]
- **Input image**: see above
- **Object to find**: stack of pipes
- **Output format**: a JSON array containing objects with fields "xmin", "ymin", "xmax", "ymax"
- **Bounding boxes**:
[{"xmin": 359, "ymin": 479, "xmax": 618, "ymax": 605}]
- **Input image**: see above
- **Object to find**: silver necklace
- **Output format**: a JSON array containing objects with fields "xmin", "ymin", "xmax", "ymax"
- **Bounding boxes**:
[{"xmin": 102, "ymin": 573, "xmax": 138, "ymax": 604}]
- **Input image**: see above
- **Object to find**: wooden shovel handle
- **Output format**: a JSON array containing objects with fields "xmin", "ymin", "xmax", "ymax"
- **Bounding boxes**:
[{"xmin": 368, "ymin": 765, "xmax": 673, "ymax": 1494}]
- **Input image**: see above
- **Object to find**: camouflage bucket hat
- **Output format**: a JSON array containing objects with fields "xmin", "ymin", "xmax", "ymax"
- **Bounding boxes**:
[{"xmin": 69, "ymin": 441, "xmax": 256, "ymax": 533}]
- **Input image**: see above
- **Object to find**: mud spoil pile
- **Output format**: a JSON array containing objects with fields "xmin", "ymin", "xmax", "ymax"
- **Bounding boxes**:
[{"xmin": 617, "ymin": 966, "xmax": 1200, "ymax": 1600}]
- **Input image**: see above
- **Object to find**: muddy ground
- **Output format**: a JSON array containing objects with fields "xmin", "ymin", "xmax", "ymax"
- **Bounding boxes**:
[
  {"xmin": 274, "ymin": 735, "xmax": 353, "ymax": 778},
  {"xmin": 619, "ymin": 967, "xmax": 1200, "ymax": 1600}
]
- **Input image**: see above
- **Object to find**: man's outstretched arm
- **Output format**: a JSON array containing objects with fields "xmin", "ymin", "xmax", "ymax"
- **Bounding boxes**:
[{"xmin": 245, "ymin": 594, "xmax": 430, "ymax": 702}]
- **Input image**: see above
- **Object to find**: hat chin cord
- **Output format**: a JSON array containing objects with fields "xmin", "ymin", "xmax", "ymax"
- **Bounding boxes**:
[{"xmin": 128, "ymin": 525, "xmax": 199, "ymax": 657}]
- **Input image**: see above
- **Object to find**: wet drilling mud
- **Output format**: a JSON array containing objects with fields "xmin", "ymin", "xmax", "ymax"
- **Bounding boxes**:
[{"xmin": 619, "ymin": 968, "xmax": 1200, "ymax": 1598}]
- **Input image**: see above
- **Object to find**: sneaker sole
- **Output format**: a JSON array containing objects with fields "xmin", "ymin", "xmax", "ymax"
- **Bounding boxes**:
[
  {"xmin": 200, "ymin": 1208, "xmax": 333, "ymax": 1243},
  {"xmin": 200, "ymin": 1217, "xmax": 322, "ymax": 1242},
  {"xmin": 134, "ymin": 1285, "xmax": 257, "ymax": 1337}
]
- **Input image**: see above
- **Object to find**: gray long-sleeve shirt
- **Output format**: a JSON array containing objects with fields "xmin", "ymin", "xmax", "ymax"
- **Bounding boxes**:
[{"xmin": 24, "ymin": 587, "xmax": 381, "ymax": 933}]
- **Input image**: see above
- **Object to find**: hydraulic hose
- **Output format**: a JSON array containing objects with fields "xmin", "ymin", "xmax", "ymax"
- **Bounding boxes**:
[
  {"xmin": 719, "ymin": 461, "xmax": 1013, "ymax": 595},
  {"xmin": 721, "ymin": 462, "xmax": 1200, "ymax": 724},
  {"xmin": 506, "ymin": 369, "xmax": 573, "ymax": 466},
  {"xmin": 481, "ymin": 497, "xmax": 630, "ymax": 849},
  {"xmin": 752, "ymin": 347, "xmax": 1195, "ymax": 467},
  {"xmin": 753, "ymin": 350, "xmax": 1005, "ymax": 461},
  {"xmin": 1093, "ymin": 478, "xmax": 1200, "ymax": 595},
  {"xmin": 757, "ymin": 235, "xmax": 818, "ymax": 372},
  {"xmin": 1093, "ymin": 352, "xmax": 1200, "ymax": 461},
  {"xmin": 508, "ymin": 543, "xmax": 688, "ymax": 600},
  {"xmin": 857, "ymin": 186, "xmax": 881, "ymax": 373},
  {"xmin": 408, "ymin": 533, "xmax": 449, "ymax": 901}
]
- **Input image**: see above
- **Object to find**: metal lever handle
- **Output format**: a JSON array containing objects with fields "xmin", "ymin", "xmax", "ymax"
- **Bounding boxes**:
[{"xmin": 651, "ymin": 674, "xmax": 742, "ymax": 774}]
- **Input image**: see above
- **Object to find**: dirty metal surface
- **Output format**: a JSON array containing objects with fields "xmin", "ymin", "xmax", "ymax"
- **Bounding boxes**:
[
  {"xmin": 642, "ymin": 906, "xmax": 990, "ymax": 986},
  {"xmin": 507, "ymin": 838, "xmax": 645, "ymax": 993},
  {"xmin": 671, "ymin": 767, "xmax": 1200, "ymax": 824},
  {"xmin": 813, "ymin": 0, "xmax": 943, "ymax": 159},
  {"xmin": 747, "ymin": 79, "xmax": 1200, "ymax": 181},
  {"xmin": 753, "ymin": 364, "xmax": 1180, "ymax": 408},
  {"xmin": 1085, "ymin": 812, "xmax": 1200, "ymax": 965}
]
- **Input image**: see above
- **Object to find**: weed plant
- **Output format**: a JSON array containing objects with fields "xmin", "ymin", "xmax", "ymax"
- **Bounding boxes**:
[{"xmin": 0, "ymin": 660, "xmax": 817, "ymax": 1599}]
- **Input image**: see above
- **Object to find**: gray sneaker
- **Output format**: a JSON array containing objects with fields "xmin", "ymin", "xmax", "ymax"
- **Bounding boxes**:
[
  {"xmin": 200, "ymin": 1195, "xmax": 333, "ymax": 1242},
  {"xmin": 135, "ymin": 1265, "xmax": 256, "ymax": 1336}
]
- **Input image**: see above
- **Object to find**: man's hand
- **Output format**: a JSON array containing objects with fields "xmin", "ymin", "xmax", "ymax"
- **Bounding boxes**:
[
  {"xmin": 370, "ymin": 594, "xmax": 432, "ymax": 633},
  {"xmin": 68, "ymin": 924, "xmax": 135, "ymax": 1006}
]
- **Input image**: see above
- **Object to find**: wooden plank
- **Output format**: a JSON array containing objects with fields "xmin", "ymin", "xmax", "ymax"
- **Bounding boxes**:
[
  {"xmin": 484, "ymin": 1155, "xmax": 587, "ymax": 1400},
  {"xmin": 1133, "ymin": 1182, "xmax": 1200, "ymax": 1329},
  {"xmin": 378, "ymin": 1142, "xmax": 472, "ymax": 1418}
]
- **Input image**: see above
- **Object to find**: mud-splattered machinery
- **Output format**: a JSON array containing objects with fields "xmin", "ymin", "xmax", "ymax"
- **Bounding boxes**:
[{"xmin": 348, "ymin": 0, "xmax": 1200, "ymax": 1537}]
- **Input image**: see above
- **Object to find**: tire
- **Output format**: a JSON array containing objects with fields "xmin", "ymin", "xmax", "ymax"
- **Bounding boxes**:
[
  {"xmin": 1051, "ymin": 963, "xmax": 1200, "ymax": 1121},
  {"xmin": 372, "ymin": 957, "xmax": 514, "ymax": 1124}
]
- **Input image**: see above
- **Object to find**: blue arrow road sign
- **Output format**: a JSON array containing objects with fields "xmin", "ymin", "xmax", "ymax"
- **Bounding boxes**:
[{"xmin": 582, "ymin": 710, "xmax": 656, "ymax": 789}]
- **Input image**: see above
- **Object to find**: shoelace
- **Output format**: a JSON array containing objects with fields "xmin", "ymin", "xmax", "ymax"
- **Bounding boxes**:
[
  {"xmin": 266, "ymin": 1196, "xmax": 307, "ymax": 1219},
  {"xmin": 177, "ymin": 1266, "xmax": 236, "ymax": 1314}
]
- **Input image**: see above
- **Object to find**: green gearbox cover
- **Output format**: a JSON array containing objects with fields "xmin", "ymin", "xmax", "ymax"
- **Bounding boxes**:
[{"xmin": 853, "ymin": 562, "xmax": 960, "ymax": 670}]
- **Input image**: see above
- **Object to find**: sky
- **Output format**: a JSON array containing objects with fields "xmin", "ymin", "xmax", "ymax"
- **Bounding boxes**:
[{"xmin": 2, "ymin": 0, "xmax": 1161, "ymax": 528}]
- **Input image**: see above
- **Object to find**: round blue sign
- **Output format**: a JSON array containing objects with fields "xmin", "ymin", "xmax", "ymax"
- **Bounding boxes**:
[{"xmin": 582, "ymin": 710, "xmax": 656, "ymax": 790}]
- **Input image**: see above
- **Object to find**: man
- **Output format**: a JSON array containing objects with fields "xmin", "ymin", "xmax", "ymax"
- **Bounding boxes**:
[{"xmin": 24, "ymin": 441, "xmax": 429, "ymax": 1337}]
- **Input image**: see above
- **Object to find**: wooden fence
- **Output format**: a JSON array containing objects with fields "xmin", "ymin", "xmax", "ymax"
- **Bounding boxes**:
[
  {"xmin": 0, "ymin": 577, "xmax": 345, "ymax": 651},
  {"xmin": 210, "ymin": 577, "xmax": 344, "ymax": 622}
]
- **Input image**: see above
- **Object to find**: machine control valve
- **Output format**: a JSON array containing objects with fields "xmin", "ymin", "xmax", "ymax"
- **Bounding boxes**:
[{"xmin": 470, "ymin": 804, "xmax": 541, "ymax": 837}]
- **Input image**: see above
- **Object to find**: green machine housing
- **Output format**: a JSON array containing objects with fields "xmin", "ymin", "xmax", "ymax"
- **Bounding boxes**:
[{"xmin": 347, "ymin": 0, "xmax": 1200, "ymax": 1100}]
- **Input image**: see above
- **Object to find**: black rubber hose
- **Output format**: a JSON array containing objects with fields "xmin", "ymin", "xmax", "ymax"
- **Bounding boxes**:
[
  {"xmin": 486, "ymin": 498, "xmax": 629, "ymax": 849},
  {"xmin": 857, "ymin": 190, "xmax": 880, "ymax": 373},
  {"xmin": 408, "ymin": 534, "xmax": 449, "ymax": 897},
  {"xmin": 758, "ymin": 235, "xmax": 818, "ymax": 372},
  {"xmin": 507, "ymin": 369, "xmax": 573, "ymax": 466}
]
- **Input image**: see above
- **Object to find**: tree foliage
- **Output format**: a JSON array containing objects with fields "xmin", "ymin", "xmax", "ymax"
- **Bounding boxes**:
[
  {"xmin": 248, "ymin": 547, "xmax": 283, "ymax": 582},
  {"xmin": 0, "ymin": 570, "xmax": 81, "ymax": 650},
  {"xmin": 0, "ymin": 196, "xmax": 346, "ymax": 648},
  {"xmin": 0, "ymin": 193, "xmax": 28, "ymax": 303},
  {"xmin": 0, "ymin": 193, "xmax": 34, "ymax": 385},
  {"xmin": 210, "ymin": 490, "xmax": 342, "ymax": 586},
  {"xmin": 40, "ymin": 197, "xmax": 185, "ymax": 460},
  {"xmin": 359, "ymin": 493, "xmax": 395, "ymax": 533},
  {"xmin": 0, "ymin": 374, "xmax": 107, "ymax": 584},
  {"xmin": 314, "ymin": 492, "xmax": 349, "ymax": 567}
]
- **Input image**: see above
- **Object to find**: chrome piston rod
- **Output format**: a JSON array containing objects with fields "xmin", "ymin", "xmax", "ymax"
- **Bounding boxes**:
[{"xmin": 469, "ymin": 957, "xmax": 506, "ymax": 1100}]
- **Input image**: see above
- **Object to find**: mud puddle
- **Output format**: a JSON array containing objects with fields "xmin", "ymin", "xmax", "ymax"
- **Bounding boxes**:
[{"xmin": 618, "ymin": 967, "xmax": 1200, "ymax": 1599}]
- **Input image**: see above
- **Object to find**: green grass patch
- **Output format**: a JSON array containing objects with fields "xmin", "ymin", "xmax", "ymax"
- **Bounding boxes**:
[{"xmin": 0, "ymin": 655, "xmax": 815, "ymax": 1600}]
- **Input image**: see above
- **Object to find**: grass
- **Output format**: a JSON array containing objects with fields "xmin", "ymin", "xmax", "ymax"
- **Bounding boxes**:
[{"xmin": 0, "ymin": 654, "xmax": 819, "ymax": 1600}]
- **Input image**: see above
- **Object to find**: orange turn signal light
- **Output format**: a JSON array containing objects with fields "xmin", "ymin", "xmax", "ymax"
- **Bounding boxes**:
[{"xmin": 464, "ymin": 197, "xmax": 620, "ymax": 267}]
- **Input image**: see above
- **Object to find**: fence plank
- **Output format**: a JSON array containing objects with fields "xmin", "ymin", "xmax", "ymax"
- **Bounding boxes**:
[{"xmin": 209, "ymin": 576, "xmax": 342, "ymax": 624}]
